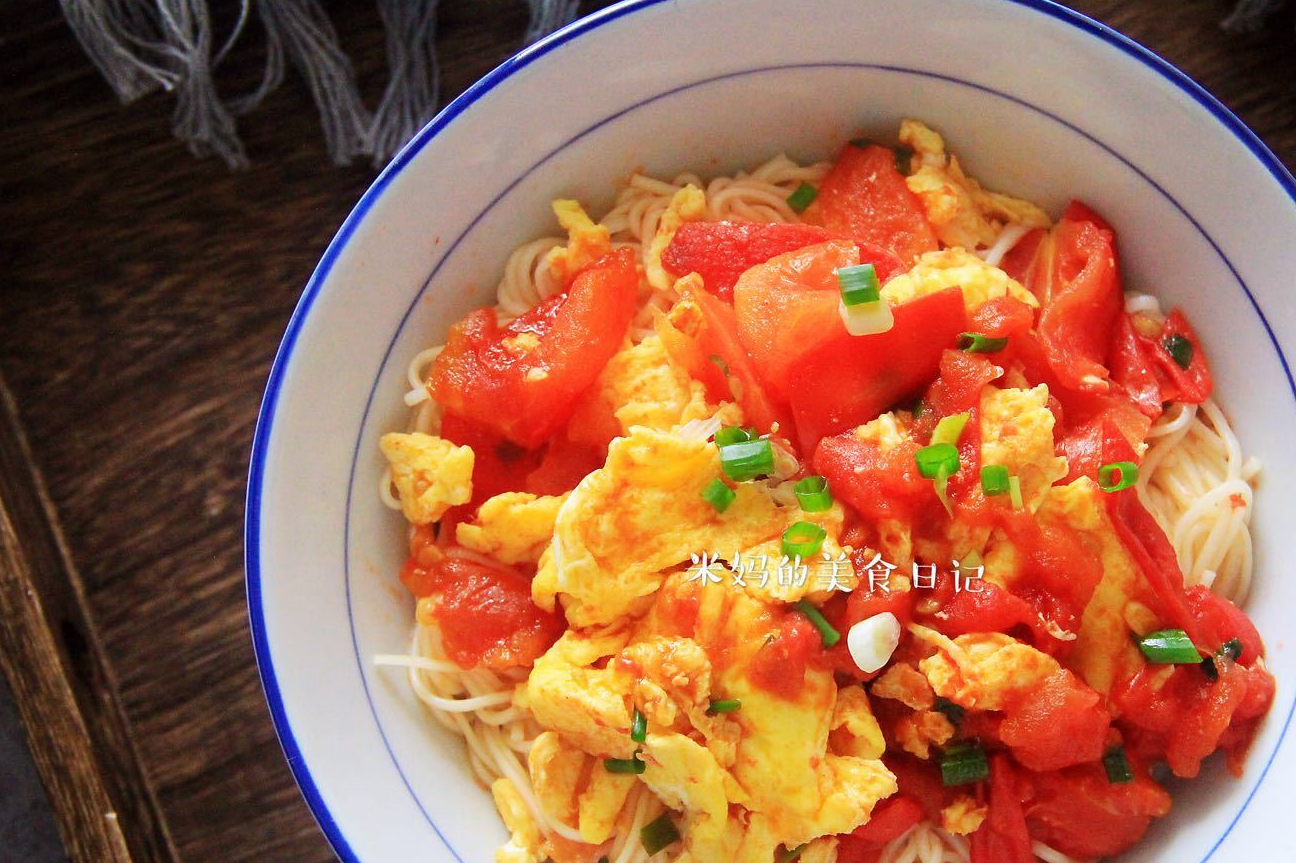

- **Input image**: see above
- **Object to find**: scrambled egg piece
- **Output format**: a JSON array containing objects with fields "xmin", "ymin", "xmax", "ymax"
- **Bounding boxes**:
[
  {"xmin": 576, "ymin": 333, "xmax": 717, "ymax": 436},
  {"xmin": 527, "ymin": 627, "xmax": 637, "ymax": 758},
  {"xmin": 544, "ymin": 199, "xmax": 612, "ymax": 286},
  {"xmin": 641, "ymin": 732, "xmax": 734, "ymax": 860},
  {"xmin": 980, "ymin": 385, "xmax": 1067, "ymax": 511},
  {"xmin": 871, "ymin": 663, "xmax": 935, "ymax": 710},
  {"xmin": 942, "ymin": 794, "xmax": 988, "ymax": 835},
  {"xmin": 829, "ymin": 686, "xmax": 886, "ymax": 759},
  {"xmin": 492, "ymin": 777, "xmax": 542, "ymax": 863},
  {"xmin": 533, "ymin": 427, "xmax": 809, "ymax": 627},
  {"xmin": 1038, "ymin": 479, "xmax": 1150, "ymax": 696},
  {"xmin": 529, "ymin": 732, "xmax": 636, "ymax": 845},
  {"xmin": 645, "ymin": 185, "xmax": 706, "ymax": 292},
  {"xmin": 914, "ymin": 626, "xmax": 1061, "ymax": 711},
  {"xmin": 455, "ymin": 492, "xmax": 567, "ymax": 565},
  {"xmin": 379, "ymin": 432, "xmax": 473, "ymax": 525},
  {"xmin": 900, "ymin": 119, "xmax": 1051, "ymax": 249},
  {"xmin": 881, "ymin": 248, "xmax": 1037, "ymax": 314}
]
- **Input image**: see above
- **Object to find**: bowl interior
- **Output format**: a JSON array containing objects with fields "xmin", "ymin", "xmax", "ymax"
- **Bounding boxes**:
[{"xmin": 249, "ymin": 1, "xmax": 1296, "ymax": 861}]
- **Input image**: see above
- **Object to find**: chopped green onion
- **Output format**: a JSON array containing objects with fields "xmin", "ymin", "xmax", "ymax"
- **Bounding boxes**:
[
  {"xmin": 1008, "ymin": 475, "xmax": 1023, "ymax": 510},
  {"xmin": 1103, "ymin": 746, "xmax": 1134, "ymax": 784},
  {"xmin": 915, "ymin": 442, "xmax": 959, "ymax": 479},
  {"xmin": 709, "ymin": 354, "xmax": 730, "ymax": 377},
  {"xmin": 932, "ymin": 412, "xmax": 970, "ymax": 447},
  {"xmin": 630, "ymin": 709, "xmax": 647, "ymax": 743},
  {"xmin": 787, "ymin": 183, "xmax": 817, "ymax": 213},
  {"xmin": 714, "ymin": 425, "xmax": 754, "ymax": 448},
  {"xmin": 1219, "ymin": 637, "xmax": 1244, "ymax": 661},
  {"xmin": 1163, "ymin": 333, "xmax": 1194, "ymax": 369},
  {"xmin": 933, "ymin": 696, "xmax": 965, "ymax": 726},
  {"xmin": 794, "ymin": 475, "xmax": 834, "ymax": 512},
  {"xmin": 1138, "ymin": 628, "xmax": 1201, "ymax": 664},
  {"xmin": 604, "ymin": 753, "xmax": 646, "ymax": 774},
  {"xmin": 701, "ymin": 478, "xmax": 736, "ymax": 513},
  {"xmin": 980, "ymin": 464, "xmax": 1010, "ymax": 496},
  {"xmin": 960, "ymin": 550, "xmax": 983, "ymax": 569},
  {"xmin": 780, "ymin": 844, "xmax": 809, "ymax": 863},
  {"xmin": 794, "ymin": 598, "xmax": 841, "ymax": 648},
  {"xmin": 720, "ymin": 438, "xmax": 774, "ymax": 482},
  {"xmin": 1098, "ymin": 461, "xmax": 1139, "ymax": 492},
  {"xmin": 894, "ymin": 146, "xmax": 913, "ymax": 175},
  {"xmin": 837, "ymin": 264, "xmax": 881, "ymax": 306},
  {"xmin": 782, "ymin": 521, "xmax": 827, "ymax": 559},
  {"xmin": 707, "ymin": 698, "xmax": 742, "ymax": 714},
  {"xmin": 940, "ymin": 742, "xmax": 990, "ymax": 786},
  {"xmin": 957, "ymin": 332, "xmax": 1009, "ymax": 353},
  {"xmin": 934, "ymin": 463, "xmax": 955, "ymax": 517},
  {"xmin": 641, "ymin": 813, "xmax": 681, "ymax": 855}
]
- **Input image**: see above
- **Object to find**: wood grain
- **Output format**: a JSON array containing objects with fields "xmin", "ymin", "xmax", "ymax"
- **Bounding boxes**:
[{"xmin": 0, "ymin": 1, "xmax": 1292, "ymax": 862}]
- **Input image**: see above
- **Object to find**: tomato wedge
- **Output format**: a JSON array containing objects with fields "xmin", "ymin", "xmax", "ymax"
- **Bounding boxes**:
[
  {"xmin": 1017, "ymin": 201, "xmax": 1123, "ymax": 392},
  {"xmin": 803, "ymin": 142, "xmax": 939, "ymax": 264},
  {"xmin": 1110, "ymin": 309, "xmax": 1214, "ymax": 417},
  {"xmin": 788, "ymin": 286, "xmax": 968, "ymax": 451},
  {"xmin": 429, "ymin": 248, "xmax": 637, "ymax": 448},
  {"xmin": 836, "ymin": 796, "xmax": 925, "ymax": 862},
  {"xmin": 440, "ymin": 412, "xmax": 543, "ymax": 506},
  {"xmin": 1024, "ymin": 763, "xmax": 1171, "ymax": 858},
  {"xmin": 1000, "ymin": 670, "xmax": 1110, "ymax": 771},
  {"xmin": 970, "ymin": 755, "xmax": 1034, "ymax": 863}
]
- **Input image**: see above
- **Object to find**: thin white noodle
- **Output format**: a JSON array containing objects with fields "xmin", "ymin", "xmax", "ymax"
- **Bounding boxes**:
[{"xmin": 977, "ymin": 223, "xmax": 1032, "ymax": 267}]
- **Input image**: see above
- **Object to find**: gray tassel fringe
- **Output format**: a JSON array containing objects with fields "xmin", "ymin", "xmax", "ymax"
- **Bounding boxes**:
[{"xmin": 56, "ymin": 0, "xmax": 580, "ymax": 168}]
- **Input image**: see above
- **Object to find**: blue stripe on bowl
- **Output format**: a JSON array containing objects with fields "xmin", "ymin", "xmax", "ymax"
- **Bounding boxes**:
[{"xmin": 247, "ymin": 2, "xmax": 1296, "ymax": 862}]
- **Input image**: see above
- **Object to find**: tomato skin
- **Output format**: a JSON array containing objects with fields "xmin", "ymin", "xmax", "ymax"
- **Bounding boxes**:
[
  {"xmin": 1109, "ymin": 312, "xmax": 1166, "ymax": 419},
  {"xmin": 1153, "ymin": 310, "xmax": 1213, "ymax": 404},
  {"xmin": 836, "ymin": 796, "xmax": 924, "ymax": 862},
  {"xmin": 813, "ymin": 432, "xmax": 931, "ymax": 523},
  {"xmin": 524, "ymin": 433, "xmax": 605, "ymax": 496},
  {"xmin": 1185, "ymin": 583, "xmax": 1264, "ymax": 663},
  {"xmin": 1109, "ymin": 309, "xmax": 1214, "ymax": 418},
  {"xmin": 410, "ymin": 555, "xmax": 565, "ymax": 670},
  {"xmin": 1000, "ymin": 670, "xmax": 1111, "ymax": 771},
  {"xmin": 1023, "ymin": 762, "xmax": 1171, "ymax": 859},
  {"xmin": 661, "ymin": 220, "xmax": 904, "ymax": 302},
  {"xmin": 788, "ymin": 287, "xmax": 968, "ymax": 451},
  {"xmin": 1019, "ymin": 202, "xmax": 1123, "ymax": 392},
  {"xmin": 803, "ymin": 143, "xmax": 939, "ymax": 264},
  {"xmin": 732, "ymin": 239, "xmax": 859, "ymax": 400},
  {"xmin": 429, "ymin": 249, "xmax": 637, "ymax": 448},
  {"xmin": 440, "ymin": 412, "xmax": 544, "ymax": 506},
  {"xmin": 748, "ymin": 612, "xmax": 821, "ymax": 700},
  {"xmin": 970, "ymin": 755, "xmax": 1034, "ymax": 863}
]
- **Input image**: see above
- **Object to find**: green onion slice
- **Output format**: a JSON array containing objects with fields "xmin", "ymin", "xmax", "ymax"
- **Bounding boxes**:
[
  {"xmin": 1098, "ymin": 461, "xmax": 1139, "ymax": 492},
  {"xmin": 780, "ymin": 844, "xmax": 809, "ymax": 863},
  {"xmin": 1008, "ymin": 475, "xmax": 1023, "ymax": 510},
  {"xmin": 714, "ymin": 425, "xmax": 754, "ymax": 448},
  {"xmin": 1138, "ymin": 628, "xmax": 1201, "ymax": 664},
  {"xmin": 932, "ymin": 412, "xmax": 969, "ymax": 447},
  {"xmin": 1219, "ymin": 637, "xmax": 1244, "ymax": 661},
  {"xmin": 604, "ymin": 753, "xmax": 646, "ymax": 774},
  {"xmin": 933, "ymin": 696, "xmax": 965, "ymax": 726},
  {"xmin": 787, "ymin": 183, "xmax": 817, "ymax": 214},
  {"xmin": 980, "ymin": 464, "xmax": 1010, "ymax": 496},
  {"xmin": 915, "ymin": 442, "xmax": 959, "ymax": 479},
  {"xmin": 1103, "ymin": 746, "xmax": 1134, "ymax": 784},
  {"xmin": 701, "ymin": 478, "xmax": 736, "ymax": 513},
  {"xmin": 708, "ymin": 354, "xmax": 730, "ymax": 377},
  {"xmin": 957, "ymin": 332, "xmax": 1009, "ymax": 353},
  {"xmin": 837, "ymin": 264, "xmax": 881, "ymax": 306},
  {"xmin": 794, "ymin": 475, "xmax": 833, "ymax": 512},
  {"xmin": 641, "ymin": 813, "xmax": 681, "ymax": 855},
  {"xmin": 1204, "ymin": 636, "xmax": 1245, "ymax": 679},
  {"xmin": 794, "ymin": 598, "xmax": 841, "ymax": 648},
  {"xmin": 707, "ymin": 699, "xmax": 742, "ymax": 714},
  {"xmin": 782, "ymin": 521, "xmax": 827, "ymax": 560},
  {"xmin": 720, "ymin": 438, "xmax": 774, "ymax": 482},
  {"xmin": 630, "ymin": 708, "xmax": 647, "ymax": 743},
  {"xmin": 1163, "ymin": 333, "xmax": 1194, "ymax": 369},
  {"xmin": 940, "ymin": 742, "xmax": 990, "ymax": 786},
  {"xmin": 934, "ymin": 463, "xmax": 955, "ymax": 517}
]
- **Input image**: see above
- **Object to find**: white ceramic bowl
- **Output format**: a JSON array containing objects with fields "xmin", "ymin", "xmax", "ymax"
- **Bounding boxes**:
[{"xmin": 245, "ymin": 1, "xmax": 1296, "ymax": 860}]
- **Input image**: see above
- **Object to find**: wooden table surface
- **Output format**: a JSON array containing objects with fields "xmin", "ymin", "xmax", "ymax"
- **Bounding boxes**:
[{"xmin": 1, "ymin": 1, "xmax": 1293, "ymax": 862}]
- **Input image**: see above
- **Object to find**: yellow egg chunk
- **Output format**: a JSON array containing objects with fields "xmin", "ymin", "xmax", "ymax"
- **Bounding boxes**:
[
  {"xmin": 899, "ymin": 118, "xmax": 1051, "ymax": 250},
  {"xmin": 379, "ymin": 432, "xmax": 473, "ymax": 525},
  {"xmin": 455, "ymin": 491, "xmax": 568, "ymax": 565},
  {"xmin": 980, "ymin": 385, "xmax": 1068, "ymax": 511},
  {"xmin": 1038, "ymin": 479, "xmax": 1150, "ymax": 697},
  {"xmin": 645, "ymin": 184, "xmax": 706, "ymax": 292},
  {"xmin": 544, "ymin": 199, "xmax": 612, "ymax": 285},
  {"xmin": 881, "ymin": 248, "xmax": 1037, "ymax": 314},
  {"xmin": 579, "ymin": 333, "xmax": 717, "ymax": 436},
  {"xmin": 533, "ymin": 427, "xmax": 797, "ymax": 627},
  {"xmin": 914, "ymin": 627, "xmax": 1061, "ymax": 711}
]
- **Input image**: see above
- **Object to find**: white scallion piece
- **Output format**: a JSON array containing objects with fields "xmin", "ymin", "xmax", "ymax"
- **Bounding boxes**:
[
  {"xmin": 839, "ymin": 299, "xmax": 894, "ymax": 336},
  {"xmin": 847, "ymin": 612, "xmax": 902, "ymax": 673}
]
